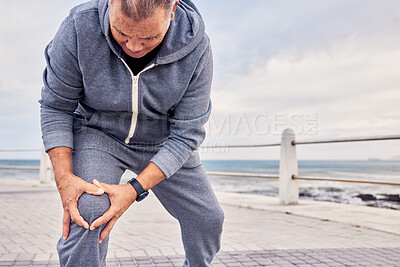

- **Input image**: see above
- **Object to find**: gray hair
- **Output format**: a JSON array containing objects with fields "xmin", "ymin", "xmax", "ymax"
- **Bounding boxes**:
[{"xmin": 111, "ymin": 0, "xmax": 176, "ymax": 22}]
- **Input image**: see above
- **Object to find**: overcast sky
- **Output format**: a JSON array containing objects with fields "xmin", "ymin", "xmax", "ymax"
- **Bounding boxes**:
[{"xmin": 0, "ymin": 0, "xmax": 400, "ymax": 160}]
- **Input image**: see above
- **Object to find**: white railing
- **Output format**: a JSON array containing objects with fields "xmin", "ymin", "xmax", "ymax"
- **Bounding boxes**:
[
  {"xmin": 1, "ymin": 128, "xmax": 400, "ymax": 204},
  {"xmin": 204, "ymin": 128, "xmax": 400, "ymax": 205},
  {"xmin": 0, "ymin": 147, "xmax": 52, "ymax": 184}
]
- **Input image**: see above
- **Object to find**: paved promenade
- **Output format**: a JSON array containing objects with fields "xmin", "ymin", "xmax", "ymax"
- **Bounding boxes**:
[{"xmin": 0, "ymin": 179, "xmax": 399, "ymax": 266}]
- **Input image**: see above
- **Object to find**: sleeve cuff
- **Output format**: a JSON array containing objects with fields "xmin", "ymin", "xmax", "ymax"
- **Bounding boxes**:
[
  {"xmin": 150, "ymin": 147, "xmax": 183, "ymax": 179},
  {"xmin": 42, "ymin": 130, "xmax": 74, "ymax": 152}
]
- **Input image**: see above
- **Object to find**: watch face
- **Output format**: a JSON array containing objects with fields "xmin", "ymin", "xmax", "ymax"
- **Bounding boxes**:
[{"xmin": 137, "ymin": 191, "xmax": 149, "ymax": 202}]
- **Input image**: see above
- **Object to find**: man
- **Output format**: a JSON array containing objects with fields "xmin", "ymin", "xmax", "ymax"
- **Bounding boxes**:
[{"xmin": 39, "ymin": 0, "xmax": 224, "ymax": 266}]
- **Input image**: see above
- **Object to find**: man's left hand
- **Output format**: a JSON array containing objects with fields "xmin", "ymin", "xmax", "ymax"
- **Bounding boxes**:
[{"xmin": 90, "ymin": 179, "xmax": 137, "ymax": 243}]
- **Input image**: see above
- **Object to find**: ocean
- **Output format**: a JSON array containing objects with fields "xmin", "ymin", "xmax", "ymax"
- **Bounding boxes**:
[{"xmin": 1, "ymin": 159, "xmax": 399, "ymax": 210}]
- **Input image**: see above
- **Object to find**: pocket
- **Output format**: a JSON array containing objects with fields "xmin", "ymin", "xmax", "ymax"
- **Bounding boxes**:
[{"xmin": 85, "ymin": 112, "xmax": 99, "ymax": 126}]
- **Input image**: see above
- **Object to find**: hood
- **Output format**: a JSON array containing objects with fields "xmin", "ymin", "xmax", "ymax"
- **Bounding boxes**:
[{"xmin": 97, "ymin": 0, "xmax": 205, "ymax": 64}]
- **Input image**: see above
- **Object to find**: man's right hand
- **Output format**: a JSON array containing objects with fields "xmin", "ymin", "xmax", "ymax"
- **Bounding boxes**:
[
  {"xmin": 57, "ymin": 173, "xmax": 104, "ymax": 240},
  {"xmin": 47, "ymin": 146, "xmax": 105, "ymax": 240}
]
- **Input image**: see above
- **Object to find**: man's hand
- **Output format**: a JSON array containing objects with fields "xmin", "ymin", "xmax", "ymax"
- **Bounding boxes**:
[
  {"xmin": 57, "ymin": 174, "xmax": 105, "ymax": 240},
  {"xmin": 47, "ymin": 147, "xmax": 105, "ymax": 240},
  {"xmin": 90, "ymin": 180, "xmax": 137, "ymax": 243}
]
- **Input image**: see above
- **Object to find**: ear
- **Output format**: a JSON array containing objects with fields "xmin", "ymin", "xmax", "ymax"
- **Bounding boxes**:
[{"xmin": 170, "ymin": 0, "xmax": 179, "ymax": 21}]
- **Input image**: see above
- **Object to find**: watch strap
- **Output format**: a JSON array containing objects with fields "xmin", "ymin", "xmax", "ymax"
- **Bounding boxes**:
[{"xmin": 127, "ymin": 178, "xmax": 148, "ymax": 201}]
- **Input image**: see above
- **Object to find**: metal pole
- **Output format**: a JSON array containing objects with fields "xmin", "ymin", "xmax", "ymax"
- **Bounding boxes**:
[
  {"xmin": 293, "ymin": 175, "xmax": 400, "ymax": 186},
  {"xmin": 0, "ymin": 166, "xmax": 40, "ymax": 170},
  {"xmin": 0, "ymin": 148, "xmax": 42, "ymax": 152},
  {"xmin": 279, "ymin": 128, "xmax": 299, "ymax": 205},
  {"xmin": 293, "ymin": 135, "xmax": 400, "ymax": 145},
  {"xmin": 206, "ymin": 171, "xmax": 279, "ymax": 179},
  {"xmin": 201, "ymin": 143, "xmax": 281, "ymax": 148}
]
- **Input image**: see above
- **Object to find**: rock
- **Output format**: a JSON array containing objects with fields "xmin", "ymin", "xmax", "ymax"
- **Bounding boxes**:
[
  {"xmin": 378, "ymin": 194, "xmax": 400, "ymax": 202},
  {"xmin": 356, "ymin": 194, "xmax": 377, "ymax": 201},
  {"xmin": 299, "ymin": 191, "xmax": 314, "ymax": 197},
  {"xmin": 319, "ymin": 187, "xmax": 343, "ymax": 192}
]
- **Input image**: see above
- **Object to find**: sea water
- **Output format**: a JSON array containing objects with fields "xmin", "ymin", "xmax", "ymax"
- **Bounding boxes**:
[{"xmin": 1, "ymin": 159, "xmax": 399, "ymax": 209}]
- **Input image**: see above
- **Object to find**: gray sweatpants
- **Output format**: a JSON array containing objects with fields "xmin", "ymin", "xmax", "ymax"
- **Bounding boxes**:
[{"xmin": 56, "ymin": 119, "xmax": 224, "ymax": 267}]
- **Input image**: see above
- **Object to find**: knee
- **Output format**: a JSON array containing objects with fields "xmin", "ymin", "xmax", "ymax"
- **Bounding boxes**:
[
  {"xmin": 77, "ymin": 193, "xmax": 110, "ymax": 224},
  {"xmin": 211, "ymin": 206, "xmax": 225, "ymax": 231},
  {"xmin": 197, "ymin": 205, "xmax": 225, "ymax": 233}
]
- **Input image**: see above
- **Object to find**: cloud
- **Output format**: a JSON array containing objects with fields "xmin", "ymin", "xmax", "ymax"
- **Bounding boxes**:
[
  {"xmin": 209, "ymin": 29, "xmax": 400, "ymax": 139},
  {"xmin": 212, "ymin": 36, "xmax": 400, "ymax": 105},
  {"xmin": 199, "ymin": 0, "xmax": 400, "ymax": 77},
  {"xmin": 0, "ymin": 1, "xmax": 84, "ymax": 153}
]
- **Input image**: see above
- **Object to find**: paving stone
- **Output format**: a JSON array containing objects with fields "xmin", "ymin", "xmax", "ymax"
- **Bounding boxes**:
[
  {"xmin": 14, "ymin": 262, "xmax": 32, "ymax": 266},
  {"xmin": 9, "ymin": 247, "xmax": 398, "ymax": 266}
]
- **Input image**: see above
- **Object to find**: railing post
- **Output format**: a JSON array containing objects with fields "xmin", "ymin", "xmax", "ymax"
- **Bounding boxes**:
[
  {"xmin": 39, "ymin": 146, "xmax": 52, "ymax": 184},
  {"xmin": 279, "ymin": 128, "xmax": 299, "ymax": 204}
]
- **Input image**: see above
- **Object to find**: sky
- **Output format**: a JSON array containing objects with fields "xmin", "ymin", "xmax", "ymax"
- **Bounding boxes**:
[{"xmin": 0, "ymin": 0, "xmax": 400, "ymax": 160}]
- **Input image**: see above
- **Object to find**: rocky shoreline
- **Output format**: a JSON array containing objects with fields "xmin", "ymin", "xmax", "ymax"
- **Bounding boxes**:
[{"xmin": 299, "ymin": 189, "xmax": 400, "ymax": 210}]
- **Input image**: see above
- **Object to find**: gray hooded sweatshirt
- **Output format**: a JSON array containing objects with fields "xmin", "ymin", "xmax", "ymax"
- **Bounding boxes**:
[{"xmin": 39, "ymin": 0, "xmax": 212, "ymax": 178}]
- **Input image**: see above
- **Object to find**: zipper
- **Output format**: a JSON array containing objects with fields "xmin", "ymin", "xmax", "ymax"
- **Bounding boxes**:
[{"xmin": 119, "ymin": 57, "xmax": 156, "ymax": 144}]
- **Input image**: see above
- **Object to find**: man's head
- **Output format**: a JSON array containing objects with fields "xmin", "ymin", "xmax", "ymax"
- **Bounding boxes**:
[{"xmin": 109, "ymin": 0, "xmax": 178, "ymax": 58}]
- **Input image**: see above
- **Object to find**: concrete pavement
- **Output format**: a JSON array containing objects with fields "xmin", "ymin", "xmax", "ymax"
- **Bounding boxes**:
[{"xmin": 0, "ymin": 179, "xmax": 399, "ymax": 266}]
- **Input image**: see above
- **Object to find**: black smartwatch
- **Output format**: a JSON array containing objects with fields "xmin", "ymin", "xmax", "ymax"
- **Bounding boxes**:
[{"xmin": 127, "ymin": 178, "xmax": 149, "ymax": 202}]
